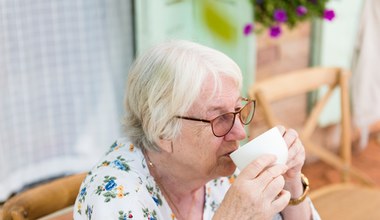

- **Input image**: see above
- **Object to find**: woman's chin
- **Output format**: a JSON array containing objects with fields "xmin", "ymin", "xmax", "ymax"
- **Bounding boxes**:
[{"xmin": 217, "ymin": 156, "xmax": 237, "ymax": 176}]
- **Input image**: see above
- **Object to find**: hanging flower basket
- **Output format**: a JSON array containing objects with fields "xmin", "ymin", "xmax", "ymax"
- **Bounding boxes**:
[{"xmin": 244, "ymin": 0, "xmax": 335, "ymax": 38}]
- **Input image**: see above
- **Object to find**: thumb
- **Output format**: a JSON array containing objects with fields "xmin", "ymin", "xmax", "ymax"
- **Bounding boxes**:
[{"xmin": 237, "ymin": 154, "xmax": 277, "ymax": 179}]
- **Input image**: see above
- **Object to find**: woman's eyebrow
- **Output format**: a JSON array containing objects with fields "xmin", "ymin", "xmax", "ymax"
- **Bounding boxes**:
[
  {"xmin": 205, "ymin": 96, "xmax": 242, "ymax": 112},
  {"xmin": 206, "ymin": 105, "xmax": 225, "ymax": 114}
]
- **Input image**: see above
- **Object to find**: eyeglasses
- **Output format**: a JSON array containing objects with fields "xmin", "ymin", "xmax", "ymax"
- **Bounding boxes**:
[{"xmin": 176, "ymin": 98, "xmax": 256, "ymax": 137}]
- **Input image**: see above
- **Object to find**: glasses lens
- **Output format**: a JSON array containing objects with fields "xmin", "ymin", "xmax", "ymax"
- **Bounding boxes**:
[
  {"xmin": 240, "ymin": 101, "xmax": 255, "ymax": 124},
  {"xmin": 212, "ymin": 113, "xmax": 235, "ymax": 137}
]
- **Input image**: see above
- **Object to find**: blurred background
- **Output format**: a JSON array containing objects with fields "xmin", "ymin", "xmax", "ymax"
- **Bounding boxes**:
[{"xmin": 1, "ymin": 0, "xmax": 380, "ymax": 213}]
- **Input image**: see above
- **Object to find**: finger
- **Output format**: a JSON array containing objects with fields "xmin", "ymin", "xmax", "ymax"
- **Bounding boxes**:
[
  {"xmin": 254, "ymin": 164, "xmax": 288, "ymax": 192},
  {"xmin": 282, "ymin": 128, "xmax": 299, "ymax": 147},
  {"xmin": 271, "ymin": 189, "xmax": 291, "ymax": 213},
  {"xmin": 276, "ymin": 125, "xmax": 286, "ymax": 136},
  {"xmin": 263, "ymin": 174, "xmax": 286, "ymax": 200},
  {"xmin": 287, "ymin": 138, "xmax": 305, "ymax": 164},
  {"xmin": 238, "ymin": 154, "xmax": 277, "ymax": 179}
]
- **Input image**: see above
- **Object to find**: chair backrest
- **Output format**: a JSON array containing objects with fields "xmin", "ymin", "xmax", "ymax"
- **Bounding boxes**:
[
  {"xmin": 249, "ymin": 67, "xmax": 373, "ymax": 185},
  {"xmin": 2, "ymin": 172, "xmax": 87, "ymax": 220}
]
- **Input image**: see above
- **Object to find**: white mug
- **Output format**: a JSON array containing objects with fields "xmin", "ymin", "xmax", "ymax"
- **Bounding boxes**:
[{"xmin": 230, "ymin": 127, "xmax": 288, "ymax": 170}]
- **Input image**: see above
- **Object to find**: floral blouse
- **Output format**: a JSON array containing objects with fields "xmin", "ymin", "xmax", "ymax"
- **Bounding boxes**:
[{"xmin": 73, "ymin": 138, "xmax": 320, "ymax": 220}]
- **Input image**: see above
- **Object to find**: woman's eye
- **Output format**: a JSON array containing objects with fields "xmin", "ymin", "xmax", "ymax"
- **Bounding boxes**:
[{"xmin": 217, "ymin": 114, "xmax": 233, "ymax": 123}]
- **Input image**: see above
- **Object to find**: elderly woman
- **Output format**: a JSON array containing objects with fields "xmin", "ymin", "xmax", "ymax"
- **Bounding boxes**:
[{"xmin": 74, "ymin": 40, "xmax": 320, "ymax": 220}]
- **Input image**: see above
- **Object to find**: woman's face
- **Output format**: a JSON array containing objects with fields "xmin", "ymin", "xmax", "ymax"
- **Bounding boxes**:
[{"xmin": 172, "ymin": 75, "xmax": 247, "ymax": 181}]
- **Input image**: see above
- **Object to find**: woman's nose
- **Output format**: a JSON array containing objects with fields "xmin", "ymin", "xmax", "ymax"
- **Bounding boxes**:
[{"xmin": 224, "ymin": 117, "xmax": 247, "ymax": 141}]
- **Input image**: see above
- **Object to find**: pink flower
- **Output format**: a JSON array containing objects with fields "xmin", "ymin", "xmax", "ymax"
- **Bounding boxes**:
[
  {"xmin": 243, "ymin": 23, "xmax": 254, "ymax": 36},
  {"xmin": 269, "ymin": 25, "xmax": 282, "ymax": 38},
  {"xmin": 296, "ymin": 6, "xmax": 308, "ymax": 16},
  {"xmin": 274, "ymin": 9, "xmax": 287, "ymax": 22},
  {"xmin": 323, "ymin": 9, "xmax": 335, "ymax": 21}
]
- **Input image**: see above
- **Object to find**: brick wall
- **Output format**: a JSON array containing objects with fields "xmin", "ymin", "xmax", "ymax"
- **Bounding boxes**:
[
  {"xmin": 249, "ymin": 21, "xmax": 312, "ymax": 138},
  {"xmin": 255, "ymin": 22, "xmax": 311, "ymax": 81}
]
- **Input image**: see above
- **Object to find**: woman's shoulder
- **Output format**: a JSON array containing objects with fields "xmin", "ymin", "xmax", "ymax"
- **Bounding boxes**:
[
  {"xmin": 92, "ymin": 138, "xmax": 147, "ymax": 174},
  {"xmin": 75, "ymin": 140, "xmax": 146, "ymax": 201},
  {"xmin": 104, "ymin": 137, "xmax": 133, "ymax": 155},
  {"xmin": 84, "ymin": 138, "xmax": 150, "ymax": 188},
  {"xmin": 73, "ymin": 168, "xmax": 161, "ymax": 219},
  {"xmin": 73, "ymin": 140, "xmax": 162, "ymax": 219}
]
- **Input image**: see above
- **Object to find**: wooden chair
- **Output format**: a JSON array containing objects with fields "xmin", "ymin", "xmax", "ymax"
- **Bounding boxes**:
[
  {"xmin": 309, "ymin": 183, "xmax": 380, "ymax": 220},
  {"xmin": 249, "ymin": 67, "xmax": 380, "ymax": 219},
  {"xmin": 1, "ymin": 172, "xmax": 87, "ymax": 220}
]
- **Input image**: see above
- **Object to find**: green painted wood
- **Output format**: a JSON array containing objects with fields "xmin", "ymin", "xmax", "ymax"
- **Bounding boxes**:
[
  {"xmin": 310, "ymin": 0, "xmax": 364, "ymax": 126},
  {"xmin": 134, "ymin": 0, "xmax": 255, "ymax": 98}
]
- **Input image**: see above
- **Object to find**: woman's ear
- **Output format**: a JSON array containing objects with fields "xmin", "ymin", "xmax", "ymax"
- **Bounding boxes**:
[{"xmin": 157, "ymin": 138, "xmax": 173, "ymax": 153}]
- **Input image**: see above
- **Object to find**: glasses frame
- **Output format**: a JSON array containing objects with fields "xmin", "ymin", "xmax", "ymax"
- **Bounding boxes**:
[{"xmin": 176, "ymin": 98, "xmax": 256, "ymax": 137}]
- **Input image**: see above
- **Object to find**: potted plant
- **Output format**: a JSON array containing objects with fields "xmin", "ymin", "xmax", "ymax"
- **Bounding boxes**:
[{"xmin": 244, "ymin": 0, "xmax": 335, "ymax": 37}]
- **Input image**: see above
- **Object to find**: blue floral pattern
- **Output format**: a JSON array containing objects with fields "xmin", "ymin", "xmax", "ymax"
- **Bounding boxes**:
[
  {"xmin": 73, "ymin": 137, "xmax": 320, "ymax": 219},
  {"xmin": 73, "ymin": 138, "xmax": 233, "ymax": 219}
]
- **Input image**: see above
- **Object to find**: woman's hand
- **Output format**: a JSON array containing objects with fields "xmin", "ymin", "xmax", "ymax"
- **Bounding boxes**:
[
  {"xmin": 214, "ymin": 155, "xmax": 291, "ymax": 220},
  {"xmin": 276, "ymin": 126, "xmax": 313, "ymax": 219},
  {"xmin": 277, "ymin": 126, "xmax": 306, "ymax": 192}
]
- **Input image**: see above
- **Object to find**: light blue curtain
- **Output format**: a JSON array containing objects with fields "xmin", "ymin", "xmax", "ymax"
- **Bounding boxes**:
[{"xmin": 0, "ymin": 0, "xmax": 134, "ymax": 202}]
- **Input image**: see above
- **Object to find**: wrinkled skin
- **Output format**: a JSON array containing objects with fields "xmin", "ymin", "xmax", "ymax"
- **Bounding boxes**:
[{"xmin": 214, "ymin": 126, "xmax": 312, "ymax": 220}]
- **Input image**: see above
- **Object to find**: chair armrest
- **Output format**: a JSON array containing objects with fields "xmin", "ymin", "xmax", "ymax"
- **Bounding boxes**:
[{"xmin": 2, "ymin": 172, "xmax": 87, "ymax": 220}]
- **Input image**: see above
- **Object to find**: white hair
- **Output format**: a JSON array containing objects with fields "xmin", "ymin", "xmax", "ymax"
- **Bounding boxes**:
[{"xmin": 123, "ymin": 40, "xmax": 242, "ymax": 151}]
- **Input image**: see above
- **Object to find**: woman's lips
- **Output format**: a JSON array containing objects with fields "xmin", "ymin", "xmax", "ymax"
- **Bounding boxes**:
[{"xmin": 225, "ymin": 147, "xmax": 238, "ymax": 156}]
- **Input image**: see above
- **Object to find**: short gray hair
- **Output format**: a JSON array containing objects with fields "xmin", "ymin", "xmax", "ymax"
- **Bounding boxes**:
[{"xmin": 123, "ymin": 40, "xmax": 242, "ymax": 151}]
